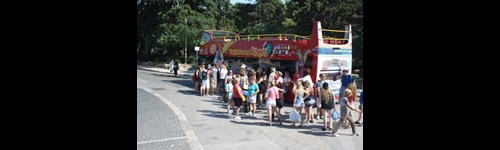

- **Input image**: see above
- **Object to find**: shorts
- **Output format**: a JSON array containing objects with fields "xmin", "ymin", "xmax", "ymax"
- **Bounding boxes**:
[
  {"xmin": 266, "ymin": 99, "xmax": 276, "ymax": 107},
  {"xmin": 210, "ymin": 78, "xmax": 217, "ymax": 88},
  {"xmin": 295, "ymin": 100, "xmax": 305, "ymax": 108},
  {"xmin": 304, "ymin": 97, "xmax": 315, "ymax": 107},
  {"xmin": 259, "ymin": 86, "xmax": 267, "ymax": 94},
  {"xmin": 277, "ymin": 100, "xmax": 284, "ymax": 108},
  {"xmin": 321, "ymin": 104, "xmax": 334, "ymax": 110},
  {"xmin": 320, "ymin": 101, "xmax": 334, "ymax": 110},
  {"xmin": 248, "ymin": 95, "xmax": 257, "ymax": 103},
  {"xmin": 305, "ymin": 101, "xmax": 314, "ymax": 107},
  {"xmin": 226, "ymin": 97, "xmax": 234, "ymax": 104},
  {"xmin": 233, "ymin": 97, "xmax": 243, "ymax": 107},
  {"xmin": 294, "ymin": 96, "xmax": 304, "ymax": 108},
  {"xmin": 202, "ymin": 80, "xmax": 209, "ymax": 88}
]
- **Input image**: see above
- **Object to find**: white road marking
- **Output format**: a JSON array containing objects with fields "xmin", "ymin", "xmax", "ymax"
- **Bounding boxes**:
[{"xmin": 137, "ymin": 136, "xmax": 187, "ymax": 145}]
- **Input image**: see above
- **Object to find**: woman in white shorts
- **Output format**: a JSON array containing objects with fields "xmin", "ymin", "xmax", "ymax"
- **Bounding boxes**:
[
  {"xmin": 265, "ymin": 81, "xmax": 279, "ymax": 126},
  {"xmin": 225, "ymin": 78, "xmax": 234, "ymax": 116}
]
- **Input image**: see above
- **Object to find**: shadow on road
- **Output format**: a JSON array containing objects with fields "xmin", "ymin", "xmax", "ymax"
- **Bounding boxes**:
[
  {"xmin": 229, "ymin": 120, "xmax": 269, "ymax": 126},
  {"xmin": 162, "ymin": 80, "xmax": 192, "ymax": 89},
  {"xmin": 297, "ymin": 130, "xmax": 333, "ymax": 137},
  {"xmin": 177, "ymin": 89, "xmax": 199, "ymax": 96},
  {"xmin": 151, "ymin": 73, "xmax": 172, "ymax": 77},
  {"xmin": 201, "ymin": 99, "xmax": 227, "ymax": 109},
  {"xmin": 196, "ymin": 109, "xmax": 231, "ymax": 119}
]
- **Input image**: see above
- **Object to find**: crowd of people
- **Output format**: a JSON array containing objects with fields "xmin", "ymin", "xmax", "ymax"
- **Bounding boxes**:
[{"xmin": 191, "ymin": 62, "xmax": 363, "ymax": 137}]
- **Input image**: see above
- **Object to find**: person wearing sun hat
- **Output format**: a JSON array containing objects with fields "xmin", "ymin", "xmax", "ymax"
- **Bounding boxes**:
[{"xmin": 339, "ymin": 67, "xmax": 354, "ymax": 99}]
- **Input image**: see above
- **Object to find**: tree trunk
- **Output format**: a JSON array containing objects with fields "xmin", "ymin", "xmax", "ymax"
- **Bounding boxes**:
[{"xmin": 144, "ymin": 36, "xmax": 150, "ymax": 61}]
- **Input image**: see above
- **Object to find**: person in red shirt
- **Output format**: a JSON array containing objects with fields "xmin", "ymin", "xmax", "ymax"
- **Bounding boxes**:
[{"xmin": 232, "ymin": 77, "xmax": 247, "ymax": 120}]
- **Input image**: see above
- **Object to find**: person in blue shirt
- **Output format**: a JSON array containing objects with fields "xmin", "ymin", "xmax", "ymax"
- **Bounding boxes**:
[
  {"xmin": 246, "ymin": 77, "xmax": 260, "ymax": 117},
  {"xmin": 339, "ymin": 67, "xmax": 354, "ymax": 99}
]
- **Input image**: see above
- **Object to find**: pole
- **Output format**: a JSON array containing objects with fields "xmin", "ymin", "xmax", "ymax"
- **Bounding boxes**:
[
  {"xmin": 184, "ymin": 18, "xmax": 187, "ymax": 64},
  {"xmin": 194, "ymin": 46, "xmax": 200, "ymax": 67}
]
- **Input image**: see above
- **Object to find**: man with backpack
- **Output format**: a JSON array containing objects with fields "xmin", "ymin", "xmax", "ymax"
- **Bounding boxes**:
[{"xmin": 200, "ymin": 65, "xmax": 209, "ymax": 96}]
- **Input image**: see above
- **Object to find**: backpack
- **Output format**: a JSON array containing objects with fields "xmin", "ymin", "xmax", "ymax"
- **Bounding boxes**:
[{"xmin": 201, "ymin": 71, "xmax": 208, "ymax": 80}]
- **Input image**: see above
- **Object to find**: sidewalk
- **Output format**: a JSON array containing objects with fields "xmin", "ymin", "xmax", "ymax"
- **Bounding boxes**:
[
  {"xmin": 137, "ymin": 65, "xmax": 195, "ymax": 79},
  {"xmin": 138, "ymin": 66, "xmax": 364, "ymax": 150}
]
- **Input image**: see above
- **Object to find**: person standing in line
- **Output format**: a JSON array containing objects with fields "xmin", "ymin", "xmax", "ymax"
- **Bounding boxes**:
[
  {"xmin": 225, "ymin": 78, "xmax": 234, "ymax": 116},
  {"xmin": 219, "ymin": 64, "xmax": 228, "ymax": 96},
  {"xmin": 274, "ymin": 71, "xmax": 285, "ymax": 124},
  {"xmin": 239, "ymin": 70, "xmax": 249, "ymax": 113},
  {"xmin": 303, "ymin": 81, "xmax": 315, "ymax": 124},
  {"xmin": 246, "ymin": 77, "xmax": 259, "ymax": 118},
  {"xmin": 355, "ymin": 91, "xmax": 363, "ymax": 125},
  {"xmin": 268, "ymin": 67, "xmax": 276, "ymax": 88},
  {"xmin": 320, "ymin": 82, "xmax": 335, "ymax": 131},
  {"xmin": 315, "ymin": 73, "xmax": 327, "ymax": 120},
  {"xmin": 200, "ymin": 66, "xmax": 209, "ymax": 96},
  {"xmin": 292, "ymin": 81, "xmax": 308, "ymax": 127},
  {"xmin": 210, "ymin": 63, "xmax": 218, "ymax": 95},
  {"xmin": 265, "ymin": 81, "xmax": 279, "ymax": 126},
  {"xmin": 257, "ymin": 72, "xmax": 268, "ymax": 109},
  {"xmin": 339, "ymin": 67, "xmax": 354, "ymax": 98},
  {"xmin": 232, "ymin": 77, "xmax": 246, "ymax": 120},
  {"xmin": 193, "ymin": 66, "xmax": 200, "ymax": 92}
]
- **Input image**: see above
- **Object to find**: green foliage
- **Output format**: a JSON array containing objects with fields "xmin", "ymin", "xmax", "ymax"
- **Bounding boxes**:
[{"xmin": 138, "ymin": 0, "xmax": 363, "ymax": 62}]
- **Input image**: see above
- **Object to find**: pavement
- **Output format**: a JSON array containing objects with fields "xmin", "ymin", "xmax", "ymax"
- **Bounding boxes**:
[
  {"xmin": 137, "ymin": 65, "xmax": 363, "ymax": 150},
  {"xmin": 137, "ymin": 64, "xmax": 195, "ymax": 79}
]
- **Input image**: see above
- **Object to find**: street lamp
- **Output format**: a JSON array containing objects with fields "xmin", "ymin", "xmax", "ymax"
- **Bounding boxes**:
[{"xmin": 184, "ymin": 18, "xmax": 187, "ymax": 64}]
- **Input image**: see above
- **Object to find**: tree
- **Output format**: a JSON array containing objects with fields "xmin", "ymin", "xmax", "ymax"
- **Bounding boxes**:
[
  {"xmin": 137, "ymin": 0, "xmax": 363, "ymax": 64},
  {"xmin": 137, "ymin": 0, "xmax": 172, "ymax": 61}
]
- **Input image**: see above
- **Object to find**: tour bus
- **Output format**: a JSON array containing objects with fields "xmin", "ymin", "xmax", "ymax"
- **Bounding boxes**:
[{"xmin": 198, "ymin": 21, "xmax": 353, "ymax": 102}]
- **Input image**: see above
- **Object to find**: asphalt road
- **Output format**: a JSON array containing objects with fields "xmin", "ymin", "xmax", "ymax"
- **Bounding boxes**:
[
  {"xmin": 137, "ymin": 88, "xmax": 190, "ymax": 150},
  {"xmin": 137, "ymin": 68, "xmax": 362, "ymax": 150}
]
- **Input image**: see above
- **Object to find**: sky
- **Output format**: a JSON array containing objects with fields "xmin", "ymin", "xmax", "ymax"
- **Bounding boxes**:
[{"xmin": 230, "ymin": 0, "xmax": 254, "ymax": 4}]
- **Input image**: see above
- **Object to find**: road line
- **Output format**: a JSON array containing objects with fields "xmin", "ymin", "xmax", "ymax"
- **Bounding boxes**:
[{"xmin": 137, "ymin": 136, "xmax": 187, "ymax": 145}]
